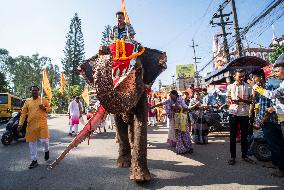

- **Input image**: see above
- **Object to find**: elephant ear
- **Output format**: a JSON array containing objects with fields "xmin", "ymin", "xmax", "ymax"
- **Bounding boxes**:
[
  {"xmin": 91, "ymin": 54, "xmax": 145, "ymax": 114},
  {"xmin": 139, "ymin": 47, "xmax": 167, "ymax": 85}
]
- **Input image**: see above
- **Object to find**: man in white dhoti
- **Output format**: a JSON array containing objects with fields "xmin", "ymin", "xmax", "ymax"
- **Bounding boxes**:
[{"xmin": 68, "ymin": 96, "xmax": 81, "ymax": 136}]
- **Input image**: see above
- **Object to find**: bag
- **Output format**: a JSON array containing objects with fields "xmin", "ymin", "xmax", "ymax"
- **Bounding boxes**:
[{"xmin": 174, "ymin": 111, "xmax": 187, "ymax": 132}]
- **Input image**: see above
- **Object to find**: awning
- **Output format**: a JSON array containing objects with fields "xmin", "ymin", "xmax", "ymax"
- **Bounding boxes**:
[{"xmin": 204, "ymin": 56, "xmax": 269, "ymax": 85}]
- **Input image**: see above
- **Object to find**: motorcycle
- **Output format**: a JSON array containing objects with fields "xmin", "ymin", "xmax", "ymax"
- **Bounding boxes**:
[
  {"xmin": 1, "ymin": 112, "xmax": 27, "ymax": 145},
  {"xmin": 205, "ymin": 105, "xmax": 229, "ymax": 132},
  {"xmin": 248, "ymin": 129, "xmax": 271, "ymax": 161}
]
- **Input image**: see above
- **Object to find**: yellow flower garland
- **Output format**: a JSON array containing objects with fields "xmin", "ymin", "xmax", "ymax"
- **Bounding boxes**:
[{"xmin": 113, "ymin": 39, "xmax": 145, "ymax": 61}]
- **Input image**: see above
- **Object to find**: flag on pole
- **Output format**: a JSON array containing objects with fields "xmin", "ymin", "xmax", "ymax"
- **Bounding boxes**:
[
  {"xmin": 121, "ymin": 0, "xmax": 131, "ymax": 24},
  {"xmin": 81, "ymin": 86, "xmax": 90, "ymax": 106},
  {"xmin": 42, "ymin": 65, "xmax": 52, "ymax": 100},
  {"xmin": 60, "ymin": 72, "xmax": 65, "ymax": 95}
]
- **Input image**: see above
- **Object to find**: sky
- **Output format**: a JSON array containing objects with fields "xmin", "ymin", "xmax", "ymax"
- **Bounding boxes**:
[{"xmin": 0, "ymin": 0, "xmax": 283, "ymax": 90}]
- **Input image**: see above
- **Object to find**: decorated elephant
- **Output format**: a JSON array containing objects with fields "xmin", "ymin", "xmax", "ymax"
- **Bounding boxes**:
[{"xmin": 78, "ymin": 40, "xmax": 167, "ymax": 181}]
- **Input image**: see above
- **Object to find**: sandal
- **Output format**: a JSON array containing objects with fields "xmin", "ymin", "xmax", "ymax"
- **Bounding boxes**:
[
  {"xmin": 228, "ymin": 159, "xmax": 236, "ymax": 165},
  {"xmin": 242, "ymin": 156, "xmax": 256, "ymax": 164}
]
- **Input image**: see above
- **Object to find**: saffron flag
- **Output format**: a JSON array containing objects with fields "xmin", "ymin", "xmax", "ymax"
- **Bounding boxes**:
[
  {"xmin": 60, "ymin": 72, "xmax": 65, "ymax": 95},
  {"xmin": 81, "ymin": 87, "xmax": 90, "ymax": 106},
  {"xmin": 42, "ymin": 65, "xmax": 52, "ymax": 100},
  {"xmin": 121, "ymin": 0, "xmax": 131, "ymax": 24}
]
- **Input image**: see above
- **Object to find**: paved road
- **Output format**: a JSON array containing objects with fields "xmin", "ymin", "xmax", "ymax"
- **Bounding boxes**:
[{"xmin": 0, "ymin": 115, "xmax": 283, "ymax": 190}]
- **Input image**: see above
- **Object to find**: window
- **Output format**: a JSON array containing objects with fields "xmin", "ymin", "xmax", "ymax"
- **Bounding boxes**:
[{"xmin": 0, "ymin": 95, "xmax": 8, "ymax": 104}]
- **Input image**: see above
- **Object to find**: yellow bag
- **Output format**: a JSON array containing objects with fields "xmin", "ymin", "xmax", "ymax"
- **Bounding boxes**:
[{"xmin": 174, "ymin": 110, "xmax": 187, "ymax": 132}]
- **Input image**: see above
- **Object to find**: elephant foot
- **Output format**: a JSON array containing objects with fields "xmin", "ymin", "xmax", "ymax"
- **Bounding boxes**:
[
  {"xmin": 117, "ymin": 155, "xmax": 131, "ymax": 168},
  {"xmin": 129, "ymin": 166, "xmax": 151, "ymax": 182}
]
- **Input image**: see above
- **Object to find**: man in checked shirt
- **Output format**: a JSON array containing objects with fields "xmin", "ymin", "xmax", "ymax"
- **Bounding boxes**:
[{"xmin": 248, "ymin": 54, "xmax": 284, "ymax": 177}]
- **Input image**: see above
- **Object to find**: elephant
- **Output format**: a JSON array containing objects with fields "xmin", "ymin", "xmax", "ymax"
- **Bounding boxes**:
[{"xmin": 78, "ymin": 45, "xmax": 167, "ymax": 181}]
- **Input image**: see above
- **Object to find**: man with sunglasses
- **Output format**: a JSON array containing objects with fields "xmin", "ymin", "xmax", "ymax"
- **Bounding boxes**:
[{"xmin": 226, "ymin": 69, "xmax": 253, "ymax": 165}]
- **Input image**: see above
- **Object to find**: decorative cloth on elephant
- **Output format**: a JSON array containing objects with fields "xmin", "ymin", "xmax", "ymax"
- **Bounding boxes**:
[{"xmin": 108, "ymin": 39, "xmax": 145, "ymax": 88}]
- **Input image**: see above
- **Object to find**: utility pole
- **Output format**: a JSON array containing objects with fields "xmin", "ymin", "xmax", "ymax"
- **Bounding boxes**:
[
  {"xmin": 158, "ymin": 79, "xmax": 162, "ymax": 92},
  {"xmin": 231, "ymin": 0, "xmax": 242, "ymax": 57},
  {"xmin": 210, "ymin": 3, "xmax": 233, "ymax": 63},
  {"xmin": 171, "ymin": 75, "xmax": 175, "ymax": 90},
  {"xmin": 191, "ymin": 39, "xmax": 201, "ymax": 88}
]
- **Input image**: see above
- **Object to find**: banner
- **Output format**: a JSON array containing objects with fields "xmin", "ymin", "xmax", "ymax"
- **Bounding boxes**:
[
  {"xmin": 60, "ymin": 72, "xmax": 65, "ymax": 95},
  {"xmin": 81, "ymin": 87, "xmax": 90, "ymax": 106},
  {"xmin": 176, "ymin": 64, "xmax": 195, "ymax": 78},
  {"xmin": 42, "ymin": 65, "xmax": 52, "ymax": 100}
]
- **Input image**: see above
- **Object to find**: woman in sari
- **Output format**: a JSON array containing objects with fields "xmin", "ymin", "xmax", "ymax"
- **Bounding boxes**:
[
  {"xmin": 189, "ymin": 91, "xmax": 209, "ymax": 144},
  {"xmin": 153, "ymin": 90, "xmax": 193, "ymax": 154}
]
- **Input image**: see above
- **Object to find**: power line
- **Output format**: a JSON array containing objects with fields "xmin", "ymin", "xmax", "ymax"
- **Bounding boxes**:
[
  {"xmin": 192, "ymin": 0, "xmax": 215, "ymax": 38},
  {"xmin": 199, "ymin": 0, "xmax": 284, "ymax": 73},
  {"xmin": 160, "ymin": 0, "xmax": 218, "ymax": 49}
]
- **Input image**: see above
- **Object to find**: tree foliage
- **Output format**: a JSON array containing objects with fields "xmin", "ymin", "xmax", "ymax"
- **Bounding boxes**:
[
  {"xmin": 51, "ymin": 85, "xmax": 83, "ymax": 113},
  {"xmin": 101, "ymin": 25, "xmax": 112, "ymax": 46},
  {"xmin": 0, "ymin": 51, "xmax": 60, "ymax": 98},
  {"xmin": 269, "ymin": 44, "xmax": 284, "ymax": 64},
  {"xmin": 0, "ymin": 49, "xmax": 11, "ymax": 92},
  {"xmin": 62, "ymin": 13, "xmax": 85, "ymax": 86},
  {"xmin": 0, "ymin": 71, "xmax": 9, "ymax": 92}
]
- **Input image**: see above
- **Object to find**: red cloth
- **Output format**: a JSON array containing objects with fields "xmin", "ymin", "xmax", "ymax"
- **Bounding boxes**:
[{"xmin": 108, "ymin": 41, "xmax": 136, "ymax": 88}]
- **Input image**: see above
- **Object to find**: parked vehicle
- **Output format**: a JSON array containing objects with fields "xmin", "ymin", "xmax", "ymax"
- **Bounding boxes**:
[
  {"xmin": 0, "ymin": 93, "xmax": 23, "ymax": 121},
  {"xmin": 1, "ymin": 112, "xmax": 27, "ymax": 145},
  {"xmin": 248, "ymin": 129, "xmax": 271, "ymax": 161}
]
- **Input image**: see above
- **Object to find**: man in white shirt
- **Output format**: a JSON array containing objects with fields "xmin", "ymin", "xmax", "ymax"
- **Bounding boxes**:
[
  {"xmin": 68, "ymin": 96, "xmax": 81, "ymax": 136},
  {"xmin": 226, "ymin": 69, "xmax": 253, "ymax": 165}
]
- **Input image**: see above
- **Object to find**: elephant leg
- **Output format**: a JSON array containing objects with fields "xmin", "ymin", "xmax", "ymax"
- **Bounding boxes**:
[
  {"xmin": 128, "ymin": 115, "xmax": 134, "ymax": 150},
  {"xmin": 129, "ymin": 93, "xmax": 151, "ymax": 181},
  {"xmin": 115, "ymin": 114, "xmax": 131, "ymax": 168}
]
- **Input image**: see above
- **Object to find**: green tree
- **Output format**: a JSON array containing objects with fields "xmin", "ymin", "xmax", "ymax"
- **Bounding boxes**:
[
  {"xmin": 0, "ymin": 71, "xmax": 9, "ymax": 92},
  {"xmin": 0, "ymin": 48, "xmax": 9, "ymax": 70},
  {"xmin": 5, "ymin": 54, "xmax": 58, "ymax": 98},
  {"xmin": 0, "ymin": 48, "xmax": 13, "ymax": 90},
  {"xmin": 51, "ymin": 84, "xmax": 82, "ymax": 113},
  {"xmin": 269, "ymin": 44, "xmax": 284, "ymax": 64},
  {"xmin": 62, "ymin": 13, "xmax": 85, "ymax": 87},
  {"xmin": 101, "ymin": 25, "xmax": 112, "ymax": 46},
  {"xmin": 47, "ymin": 64, "xmax": 60, "ymax": 89}
]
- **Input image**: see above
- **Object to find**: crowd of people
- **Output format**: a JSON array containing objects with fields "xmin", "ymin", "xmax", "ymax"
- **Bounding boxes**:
[
  {"xmin": 145, "ymin": 54, "xmax": 284, "ymax": 178},
  {"xmin": 149, "ymin": 88, "xmax": 210, "ymax": 154},
  {"xmin": 15, "ymin": 56, "xmax": 284, "ymax": 178},
  {"xmin": 14, "ymin": 9, "xmax": 284, "ymax": 178}
]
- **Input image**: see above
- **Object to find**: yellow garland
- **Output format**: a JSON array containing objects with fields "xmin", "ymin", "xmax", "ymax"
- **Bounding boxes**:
[
  {"xmin": 113, "ymin": 39, "xmax": 145, "ymax": 61},
  {"xmin": 121, "ymin": 39, "xmax": 127, "ymax": 59},
  {"xmin": 115, "ymin": 40, "xmax": 120, "ymax": 59}
]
